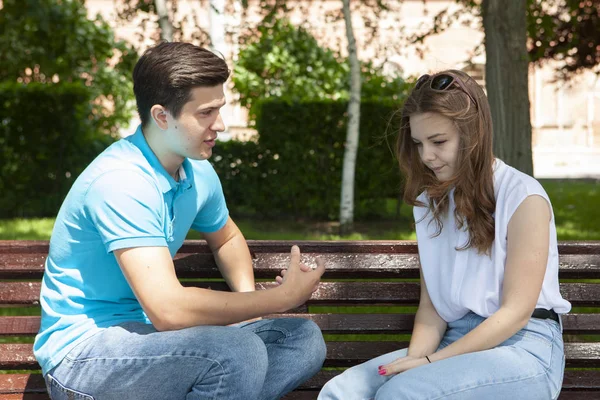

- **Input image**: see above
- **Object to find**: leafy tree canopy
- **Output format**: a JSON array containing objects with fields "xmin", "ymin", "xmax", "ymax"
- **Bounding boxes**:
[
  {"xmin": 527, "ymin": 0, "xmax": 600, "ymax": 78},
  {"xmin": 411, "ymin": 0, "xmax": 600, "ymax": 80},
  {"xmin": 0, "ymin": 0, "xmax": 138, "ymax": 135},
  {"xmin": 233, "ymin": 19, "xmax": 411, "ymax": 124}
]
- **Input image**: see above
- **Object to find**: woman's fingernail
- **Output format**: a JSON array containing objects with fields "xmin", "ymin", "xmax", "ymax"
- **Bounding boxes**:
[
  {"xmin": 378, "ymin": 365, "xmax": 383, "ymax": 370},
  {"xmin": 378, "ymin": 368, "xmax": 387, "ymax": 375}
]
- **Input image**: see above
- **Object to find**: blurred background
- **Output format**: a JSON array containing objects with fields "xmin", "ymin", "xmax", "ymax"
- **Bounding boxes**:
[{"xmin": 1, "ymin": 0, "xmax": 599, "ymax": 241}]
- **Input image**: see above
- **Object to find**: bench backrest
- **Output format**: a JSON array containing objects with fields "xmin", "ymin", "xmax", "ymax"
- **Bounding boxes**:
[{"xmin": 1, "ymin": 240, "xmax": 600, "ymax": 398}]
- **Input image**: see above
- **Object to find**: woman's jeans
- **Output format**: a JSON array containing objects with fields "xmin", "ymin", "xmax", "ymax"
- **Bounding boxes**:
[
  {"xmin": 318, "ymin": 312, "xmax": 565, "ymax": 400},
  {"xmin": 44, "ymin": 318, "xmax": 326, "ymax": 400}
]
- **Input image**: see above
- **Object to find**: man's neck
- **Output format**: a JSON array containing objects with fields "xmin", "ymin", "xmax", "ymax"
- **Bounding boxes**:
[{"xmin": 142, "ymin": 125, "xmax": 184, "ymax": 180}]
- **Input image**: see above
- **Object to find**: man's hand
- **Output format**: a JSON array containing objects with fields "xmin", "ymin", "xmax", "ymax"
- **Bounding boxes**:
[
  {"xmin": 275, "ymin": 245, "xmax": 325, "ymax": 308},
  {"xmin": 378, "ymin": 355, "xmax": 429, "ymax": 376}
]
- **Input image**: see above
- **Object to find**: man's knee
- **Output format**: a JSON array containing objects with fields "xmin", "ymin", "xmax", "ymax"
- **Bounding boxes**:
[
  {"xmin": 294, "ymin": 319, "xmax": 327, "ymax": 368},
  {"xmin": 230, "ymin": 329, "xmax": 269, "ymax": 376}
]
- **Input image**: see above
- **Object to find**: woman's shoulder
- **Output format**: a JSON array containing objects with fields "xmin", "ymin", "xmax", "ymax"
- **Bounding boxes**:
[
  {"xmin": 494, "ymin": 159, "xmax": 552, "ymax": 220},
  {"xmin": 494, "ymin": 159, "xmax": 547, "ymax": 199}
]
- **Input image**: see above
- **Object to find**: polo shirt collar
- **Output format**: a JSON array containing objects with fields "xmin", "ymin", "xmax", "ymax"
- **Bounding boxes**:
[{"xmin": 129, "ymin": 125, "xmax": 191, "ymax": 193}]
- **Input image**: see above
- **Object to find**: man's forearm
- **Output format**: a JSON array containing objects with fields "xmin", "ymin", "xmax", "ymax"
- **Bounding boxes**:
[
  {"xmin": 151, "ymin": 284, "xmax": 292, "ymax": 331},
  {"xmin": 211, "ymin": 227, "xmax": 256, "ymax": 292}
]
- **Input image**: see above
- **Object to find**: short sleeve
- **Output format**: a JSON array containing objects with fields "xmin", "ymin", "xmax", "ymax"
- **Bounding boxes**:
[
  {"xmin": 84, "ymin": 170, "xmax": 168, "ymax": 252},
  {"xmin": 502, "ymin": 178, "xmax": 551, "ymax": 224},
  {"xmin": 191, "ymin": 167, "xmax": 229, "ymax": 233}
]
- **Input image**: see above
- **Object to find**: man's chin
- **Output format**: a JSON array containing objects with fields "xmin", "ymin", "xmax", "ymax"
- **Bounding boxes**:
[{"xmin": 188, "ymin": 150, "xmax": 212, "ymax": 161}]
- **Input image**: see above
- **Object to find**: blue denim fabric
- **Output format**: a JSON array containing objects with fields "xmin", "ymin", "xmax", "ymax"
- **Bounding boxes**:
[
  {"xmin": 44, "ymin": 318, "xmax": 326, "ymax": 400},
  {"xmin": 318, "ymin": 312, "xmax": 565, "ymax": 400}
]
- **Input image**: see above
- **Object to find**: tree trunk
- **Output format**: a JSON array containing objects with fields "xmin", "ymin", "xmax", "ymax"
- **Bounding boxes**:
[
  {"xmin": 339, "ymin": 0, "xmax": 361, "ymax": 234},
  {"xmin": 482, "ymin": 0, "xmax": 533, "ymax": 175},
  {"xmin": 209, "ymin": 0, "xmax": 226, "ymax": 52},
  {"xmin": 154, "ymin": 0, "xmax": 173, "ymax": 42}
]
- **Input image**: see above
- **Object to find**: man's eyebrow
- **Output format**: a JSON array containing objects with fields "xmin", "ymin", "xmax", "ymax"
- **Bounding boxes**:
[{"xmin": 198, "ymin": 100, "xmax": 226, "ymax": 111}]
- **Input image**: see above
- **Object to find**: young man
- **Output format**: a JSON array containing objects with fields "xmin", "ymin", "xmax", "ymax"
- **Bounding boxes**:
[{"xmin": 34, "ymin": 42, "xmax": 326, "ymax": 400}]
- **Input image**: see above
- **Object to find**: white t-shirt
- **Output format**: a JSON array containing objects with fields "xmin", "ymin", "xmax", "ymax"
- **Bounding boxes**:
[{"xmin": 414, "ymin": 159, "xmax": 571, "ymax": 322}]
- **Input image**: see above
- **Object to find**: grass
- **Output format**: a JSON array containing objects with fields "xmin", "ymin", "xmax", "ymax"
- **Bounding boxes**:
[
  {"xmin": 543, "ymin": 180, "xmax": 600, "ymax": 240},
  {"xmin": 0, "ymin": 218, "xmax": 55, "ymax": 240},
  {"xmin": 1, "ymin": 179, "xmax": 598, "ymax": 241}
]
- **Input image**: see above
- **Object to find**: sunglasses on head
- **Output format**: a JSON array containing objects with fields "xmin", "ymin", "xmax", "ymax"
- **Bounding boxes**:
[{"xmin": 414, "ymin": 73, "xmax": 477, "ymax": 106}]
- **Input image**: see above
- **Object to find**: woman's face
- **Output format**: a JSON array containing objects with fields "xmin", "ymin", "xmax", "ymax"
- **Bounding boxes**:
[{"xmin": 409, "ymin": 112, "xmax": 461, "ymax": 182}]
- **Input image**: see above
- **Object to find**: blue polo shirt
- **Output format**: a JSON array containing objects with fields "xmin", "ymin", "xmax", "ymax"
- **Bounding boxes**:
[{"xmin": 33, "ymin": 126, "xmax": 229, "ymax": 375}]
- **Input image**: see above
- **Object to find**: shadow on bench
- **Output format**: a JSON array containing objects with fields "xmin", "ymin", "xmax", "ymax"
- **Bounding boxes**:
[{"xmin": 1, "ymin": 240, "xmax": 599, "ymax": 399}]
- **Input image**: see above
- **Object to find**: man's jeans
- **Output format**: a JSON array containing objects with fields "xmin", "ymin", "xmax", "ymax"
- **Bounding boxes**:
[
  {"xmin": 44, "ymin": 318, "xmax": 326, "ymax": 400},
  {"xmin": 318, "ymin": 312, "xmax": 565, "ymax": 400}
]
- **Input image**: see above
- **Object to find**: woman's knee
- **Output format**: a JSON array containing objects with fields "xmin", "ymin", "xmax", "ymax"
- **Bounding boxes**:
[
  {"xmin": 318, "ymin": 371, "xmax": 350, "ymax": 400},
  {"xmin": 319, "ymin": 364, "xmax": 380, "ymax": 400}
]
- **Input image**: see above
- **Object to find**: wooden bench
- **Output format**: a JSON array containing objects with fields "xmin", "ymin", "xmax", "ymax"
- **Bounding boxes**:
[{"xmin": 1, "ymin": 240, "xmax": 599, "ymax": 399}]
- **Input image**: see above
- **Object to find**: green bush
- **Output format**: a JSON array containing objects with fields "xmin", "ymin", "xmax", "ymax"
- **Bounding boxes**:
[
  {"xmin": 0, "ymin": 0, "xmax": 137, "ymax": 137},
  {"xmin": 213, "ymin": 99, "xmax": 403, "ymax": 220},
  {"xmin": 0, "ymin": 82, "xmax": 116, "ymax": 218},
  {"xmin": 233, "ymin": 18, "xmax": 412, "ymax": 127}
]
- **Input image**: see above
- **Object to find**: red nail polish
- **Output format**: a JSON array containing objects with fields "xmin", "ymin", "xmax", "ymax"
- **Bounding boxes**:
[
  {"xmin": 378, "ymin": 368, "xmax": 386, "ymax": 375},
  {"xmin": 378, "ymin": 365, "xmax": 383, "ymax": 370}
]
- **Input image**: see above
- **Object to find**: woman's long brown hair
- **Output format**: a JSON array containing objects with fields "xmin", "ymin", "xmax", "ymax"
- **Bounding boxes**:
[{"xmin": 397, "ymin": 70, "xmax": 496, "ymax": 255}]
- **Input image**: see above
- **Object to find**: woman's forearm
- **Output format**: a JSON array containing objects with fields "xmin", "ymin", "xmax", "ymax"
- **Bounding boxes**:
[
  {"xmin": 428, "ymin": 306, "xmax": 529, "ymax": 362},
  {"xmin": 407, "ymin": 304, "xmax": 448, "ymax": 358}
]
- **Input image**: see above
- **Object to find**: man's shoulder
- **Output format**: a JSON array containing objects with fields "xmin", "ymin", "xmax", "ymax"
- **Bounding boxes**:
[{"xmin": 81, "ymin": 140, "xmax": 155, "ymax": 187}]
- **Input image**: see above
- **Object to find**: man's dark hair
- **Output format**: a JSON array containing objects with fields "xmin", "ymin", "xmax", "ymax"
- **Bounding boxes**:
[{"xmin": 133, "ymin": 42, "xmax": 230, "ymax": 128}]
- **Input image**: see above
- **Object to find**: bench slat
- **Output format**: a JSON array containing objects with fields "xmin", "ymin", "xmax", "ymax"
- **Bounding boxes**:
[
  {"xmin": 2, "ymin": 240, "xmax": 598, "ymax": 255},
  {"xmin": 5, "ymin": 313, "xmax": 600, "ymax": 336},
  {"xmin": 0, "ymin": 281, "xmax": 424, "ymax": 306},
  {"xmin": 0, "ymin": 253, "xmax": 424, "ymax": 279},
  {"xmin": 2, "ymin": 252, "xmax": 599, "ymax": 280},
  {"xmin": 2, "ymin": 342, "xmax": 599, "ymax": 370},
  {"xmin": 3, "ymin": 281, "xmax": 600, "ymax": 306},
  {"xmin": 1, "ymin": 371, "xmax": 599, "ymax": 397}
]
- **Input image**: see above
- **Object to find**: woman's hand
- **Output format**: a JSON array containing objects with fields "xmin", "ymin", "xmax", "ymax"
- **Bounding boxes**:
[{"xmin": 378, "ymin": 355, "xmax": 429, "ymax": 376}]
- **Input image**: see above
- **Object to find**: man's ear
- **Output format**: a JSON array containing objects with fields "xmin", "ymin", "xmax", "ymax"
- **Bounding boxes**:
[{"xmin": 150, "ymin": 105, "xmax": 169, "ymax": 130}]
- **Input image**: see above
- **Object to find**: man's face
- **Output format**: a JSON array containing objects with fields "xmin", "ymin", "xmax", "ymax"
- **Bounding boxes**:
[
  {"xmin": 409, "ymin": 112, "xmax": 461, "ymax": 182},
  {"xmin": 166, "ymin": 85, "xmax": 226, "ymax": 161}
]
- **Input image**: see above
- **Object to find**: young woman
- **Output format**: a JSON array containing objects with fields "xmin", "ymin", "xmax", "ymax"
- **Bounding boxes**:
[{"xmin": 317, "ymin": 70, "xmax": 571, "ymax": 400}]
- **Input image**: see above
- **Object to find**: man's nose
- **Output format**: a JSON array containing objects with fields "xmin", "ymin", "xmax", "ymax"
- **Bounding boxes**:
[{"xmin": 211, "ymin": 113, "xmax": 226, "ymax": 132}]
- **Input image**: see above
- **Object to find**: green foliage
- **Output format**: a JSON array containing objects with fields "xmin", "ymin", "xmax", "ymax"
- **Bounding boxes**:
[
  {"xmin": 233, "ymin": 18, "xmax": 411, "ymax": 124},
  {"xmin": 446, "ymin": 0, "xmax": 600, "ymax": 78},
  {"xmin": 212, "ymin": 100, "xmax": 404, "ymax": 220},
  {"xmin": 527, "ymin": 0, "xmax": 600, "ymax": 77},
  {"xmin": 0, "ymin": 0, "xmax": 138, "ymax": 136},
  {"xmin": 233, "ymin": 19, "xmax": 348, "ymax": 124},
  {"xmin": 0, "ymin": 82, "xmax": 116, "ymax": 218}
]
